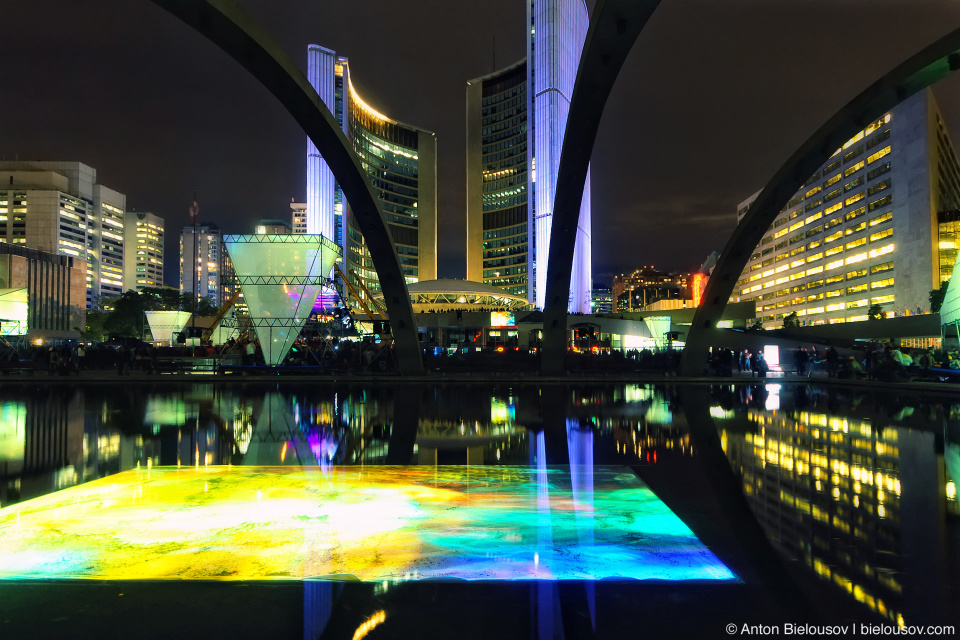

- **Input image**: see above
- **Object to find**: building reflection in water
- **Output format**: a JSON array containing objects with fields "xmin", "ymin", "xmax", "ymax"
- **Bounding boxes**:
[
  {"xmin": 0, "ymin": 384, "xmax": 693, "ymax": 508},
  {"xmin": 714, "ymin": 384, "xmax": 958, "ymax": 627}
]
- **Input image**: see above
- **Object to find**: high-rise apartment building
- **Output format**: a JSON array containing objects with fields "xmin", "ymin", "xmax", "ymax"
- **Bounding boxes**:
[
  {"xmin": 180, "ymin": 223, "xmax": 233, "ymax": 307},
  {"xmin": 466, "ymin": 0, "xmax": 592, "ymax": 312},
  {"xmin": 0, "ymin": 161, "xmax": 126, "ymax": 307},
  {"xmin": 734, "ymin": 89, "xmax": 960, "ymax": 327},
  {"xmin": 123, "ymin": 211, "xmax": 164, "ymax": 292},
  {"xmin": 305, "ymin": 45, "xmax": 437, "ymax": 298}
]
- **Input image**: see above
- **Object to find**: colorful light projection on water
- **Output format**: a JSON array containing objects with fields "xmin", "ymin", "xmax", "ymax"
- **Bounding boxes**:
[{"xmin": 0, "ymin": 465, "xmax": 735, "ymax": 582}]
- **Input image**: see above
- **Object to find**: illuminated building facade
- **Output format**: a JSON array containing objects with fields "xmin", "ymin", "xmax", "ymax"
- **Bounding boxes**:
[
  {"xmin": 0, "ymin": 161, "xmax": 126, "ymax": 307},
  {"xmin": 734, "ymin": 89, "xmax": 960, "ymax": 327},
  {"xmin": 466, "ymin": 0, "xmax": 592, "ymax": 312},
  {"xmin": 306, "ymin": 45, "xmax": 437, "ymax": 299},
  {"xmin": 591, "ymin": 286, "xmax": 612, "ymax": 314},
  {"xmin": 290, "ymin": 201, "xmax": 307, "ymax": 235},
  {"xmin": 179, "ymin": 223, "xmax": 233, "ymax": 307},
  {"xmin": 466, "ymin": 61, "xmax": 530, "ymax": 298},
  {"xmin": 122, "ymin": 211, "xmax": 164, "ymax": 292},
  {"xmin": 612, "ymin": 268, "xmax": 689, "ymax": 312},
  {"xmin": 0, "ymin": 242, "xmax": 87, "ymax": 339}
]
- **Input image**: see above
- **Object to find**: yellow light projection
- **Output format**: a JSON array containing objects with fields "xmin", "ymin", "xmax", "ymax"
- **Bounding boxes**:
[{"xmin": 0, "ymin": 466, "xmax": 735, "ymax": 582}]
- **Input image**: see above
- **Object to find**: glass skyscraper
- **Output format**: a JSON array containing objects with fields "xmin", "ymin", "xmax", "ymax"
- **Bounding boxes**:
[{"xmin": 467, "ymin": 0, "xmax": 592, "ymax": 312}]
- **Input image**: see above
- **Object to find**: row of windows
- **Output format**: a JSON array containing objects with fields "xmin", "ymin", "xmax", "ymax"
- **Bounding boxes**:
[
  {"xmin": 741, "ymin": 244, "xmax": 896, "ymax": 295},
  {"xmin": 759, "ymin": 190, "xmax": 892, "ymax": 258},
  {"xmin": 483, "ymin": 264, "xmax": 527, "ymax": 278},
  {"xmin": 483, "ymin": 223, "xmax": 526, "ymax": 241},
  {"xmin": 742, "ymin": 260, "xmax": 895, "ymax": 296},
  {"xmin": 778, "ymin": 118, "xmax": 892, "ymax": 217}
]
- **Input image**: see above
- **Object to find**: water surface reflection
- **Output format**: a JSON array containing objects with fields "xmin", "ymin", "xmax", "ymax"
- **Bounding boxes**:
[{"xmin": 1, "ymin": 382, "xmax": 958, "ymax": 634}]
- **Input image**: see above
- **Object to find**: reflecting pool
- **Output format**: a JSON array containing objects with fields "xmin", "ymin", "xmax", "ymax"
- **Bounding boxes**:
[{"xmin": 0, "ymin": 382, "xmax": 957, "ymax": 638}]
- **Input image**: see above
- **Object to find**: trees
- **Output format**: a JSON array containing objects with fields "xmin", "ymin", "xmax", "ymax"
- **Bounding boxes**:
[
  {"xmin": 82, "ymin": 289, "xmax": 222, "ymax": 341},
  {"xmin": 930, "ymin": 278, "xmax": 951, "ymax": 313},
  {"xmin": 102, "ymin": 291, "xmax": 147, "ymax": 339},
  {"xmin": 748, "ymin": 318, "xmax": 765, "ymax": 331},
  {"xmin": 868, "ymin": 304, "xmax": 884, "ymax": 320},
  {"xmin": 782, "ymin": 311, "xmax": 800, "ymax": 329}
]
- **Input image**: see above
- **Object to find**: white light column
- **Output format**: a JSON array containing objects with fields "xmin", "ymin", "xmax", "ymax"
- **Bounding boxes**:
[
  {"xmin": 306, "ymin": 45, "xmax": 337, "ymax": 240},
  {"xmin": 529, "ymin": 0, "xmax": 591, "ymax": 312}
]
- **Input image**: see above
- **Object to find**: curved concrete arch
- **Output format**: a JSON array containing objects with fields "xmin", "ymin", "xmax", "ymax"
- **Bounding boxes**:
[
  {"xmin": 150, "ymin": 0, "xmax": 423, "ymax": 374},
  {"xmin": 540, "ymin": 0, "xmax": 663, "ymax": 376},
  {"xmin": 679, "ymin": 27, "xmax": 960, "ymax": 376}
]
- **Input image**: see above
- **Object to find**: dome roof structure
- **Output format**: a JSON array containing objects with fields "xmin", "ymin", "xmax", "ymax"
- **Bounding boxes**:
[{"xmin": 378, "ymin": 279, "xmax": 533, "ymax": 312}]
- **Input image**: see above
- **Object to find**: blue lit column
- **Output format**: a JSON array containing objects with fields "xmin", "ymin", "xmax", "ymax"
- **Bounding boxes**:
[
  {"xmin": 529, "ymin": 0, "xmax": 591, "ymax": 311},
  {"xmin": 306, "ymin": 45, "xmax": 337, "ymax": 240}
]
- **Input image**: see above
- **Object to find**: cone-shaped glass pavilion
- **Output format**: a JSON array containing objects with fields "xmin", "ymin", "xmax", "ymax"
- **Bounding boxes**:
[
  {"xmin": 144, "ymin": 310, "xmax": 193, "ymax": 344},
  {"xmin": 224, "ymin": 235, "xmax": 340, "ymax": 366}
]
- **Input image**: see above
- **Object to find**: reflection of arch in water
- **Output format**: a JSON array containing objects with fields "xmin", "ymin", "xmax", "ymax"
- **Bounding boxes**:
[
  {"xmin": 149, "ymin": 0, "xmax": 422, "ymax": 375},
  {"xmin": 680, "ymin": 29, "xmax": 960, "ymax": 375}
]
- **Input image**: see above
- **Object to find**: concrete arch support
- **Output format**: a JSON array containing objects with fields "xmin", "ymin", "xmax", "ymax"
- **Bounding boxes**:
[
  {"xmin": 679, "ymin": 28, "xmax": 960, "ymax": 376},
  {"xmin": 150, "ymin": 0, "xmax": 423, "ymax": 374},
  {"xmin": 540, "ymin": 0, "xmax": 663, "ymax": 376}
]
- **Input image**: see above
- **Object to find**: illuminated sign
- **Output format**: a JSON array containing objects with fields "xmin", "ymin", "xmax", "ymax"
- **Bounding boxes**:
[
  {"xmin": 691, "ymin": 272, "xmax": 707, "ymax": 307},
  {"xmin": 490, "ymin": 311, "xmax": 515, "ymax": 327}
]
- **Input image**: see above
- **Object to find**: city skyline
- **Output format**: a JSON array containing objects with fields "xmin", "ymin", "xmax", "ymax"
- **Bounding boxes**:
[{"xmin": 5, "ymin": 1, "xmax": 960, "ymax": 288}]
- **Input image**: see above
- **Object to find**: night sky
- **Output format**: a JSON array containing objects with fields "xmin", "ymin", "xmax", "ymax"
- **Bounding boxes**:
[{"xmin": 4, "ymin": 0, "xmax": 960, "ymax": 288}]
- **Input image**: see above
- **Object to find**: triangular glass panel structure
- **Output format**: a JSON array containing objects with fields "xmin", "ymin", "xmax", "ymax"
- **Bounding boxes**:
[
  {"xmin": 940, "ymin": 250, "xmax": 960, "ymax": 327},
  {"xmin": 643, "ymin": 316, "xmax": 672, "ymax": 350},
  {"xmin": 224, "ymin": 235, "xmax": 340, "ymax": 366},
  {"xmin": 144, "ymin": 310, "xmax": 193, "ymax": 344}
]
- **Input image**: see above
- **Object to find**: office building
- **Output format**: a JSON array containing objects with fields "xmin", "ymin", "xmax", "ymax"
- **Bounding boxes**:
[
  {"xmin": 290, "ymin": 201, "xmax": 307, "ymax": 235},
  {"xmin": 123, "ymin": 211, "xmax": 164, "ymax": 292},
  {"xmin": 734, "ymin": 89, "xmax": 960, "ymax": 327},
  {"xmin": 466, "ymin": 0, "xmax": 592, "ymax": 312},
  {"xmin": 180, "ymin": 223, "xmax": 233, "ymax": 307},
  {"xmin": 0, "ymin": 161, "xmax": 126, "ymax": 307},
  {"xmin": 612, "ymin": 268, "xmax": 689, "ymax": 312},
  {"xmin": 591, "ymin": 286, "xmax": 612, "ymax": 314},
  {"xmin": 305, "ymin": 45, "xmax": 437, "ymax": 299}
]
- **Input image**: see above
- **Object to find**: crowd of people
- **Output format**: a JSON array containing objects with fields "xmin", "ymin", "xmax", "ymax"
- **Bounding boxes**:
[{"xmin": 709, "ymin": 341, "xmax": 960, "ymax": 382}]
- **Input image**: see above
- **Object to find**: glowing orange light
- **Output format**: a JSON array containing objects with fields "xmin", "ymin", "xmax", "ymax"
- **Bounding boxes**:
[
  {"xmin": 691, "ymin": 272, "xmax": 707, "ymax": 307},
  {"xmin": 496, "ymin": 346, "xmax": 504, "ymax": 353}
]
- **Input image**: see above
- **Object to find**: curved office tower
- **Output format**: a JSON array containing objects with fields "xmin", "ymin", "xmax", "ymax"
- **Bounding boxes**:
[
  {"xmin": 466, "ymin": 0, "xmax": 592, "ymax": 312},
  {"xmin": 466, "ymin": 60, "xmax": 530, "ymax": 299},
  {"xmin": 305, "ymin": 47, "xmax": 437, "ymax": 302}
]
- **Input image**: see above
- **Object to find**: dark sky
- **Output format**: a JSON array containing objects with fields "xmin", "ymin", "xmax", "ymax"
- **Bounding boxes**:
[{"xmin": 4, "ymin": 1, "xmax": 960, "ymax": 288}]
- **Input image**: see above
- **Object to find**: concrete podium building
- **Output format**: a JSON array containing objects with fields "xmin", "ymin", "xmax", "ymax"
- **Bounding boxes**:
[{"xmin": 466, "ymin": 0, "xmax": 592, "ymax": 312}]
